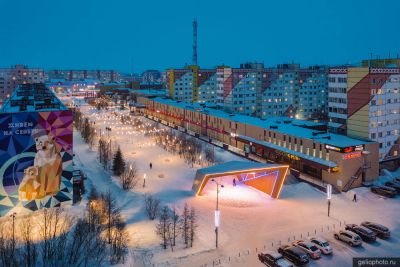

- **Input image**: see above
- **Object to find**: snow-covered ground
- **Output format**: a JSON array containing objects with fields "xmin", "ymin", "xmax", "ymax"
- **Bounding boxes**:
[{"xmin": 72, "ymin": 104, "xmax": 400, "ymax": 267}]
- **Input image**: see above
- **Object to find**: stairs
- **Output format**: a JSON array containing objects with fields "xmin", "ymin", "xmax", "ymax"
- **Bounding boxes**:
[{"xmin": 342, "ymin": 167, "xmax": 363, "ymax": 192}]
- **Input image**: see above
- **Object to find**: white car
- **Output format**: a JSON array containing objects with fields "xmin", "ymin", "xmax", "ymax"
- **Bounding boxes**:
[
  {"xmin": 334, "ymin": 230, "xmax": 362, "ymax": 247},
  {"xmin": 309, "ymin": 237, "xmax": 333, "ymax": 255},
  {"xmin": 292, "ymin": 240, "xmax": 321, "ymax": 259}
]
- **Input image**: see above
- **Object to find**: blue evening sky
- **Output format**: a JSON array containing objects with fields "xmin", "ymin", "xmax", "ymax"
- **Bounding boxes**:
[{"xmin": 0, "ymin": 0, "xmax": 399, "ymax": 73}]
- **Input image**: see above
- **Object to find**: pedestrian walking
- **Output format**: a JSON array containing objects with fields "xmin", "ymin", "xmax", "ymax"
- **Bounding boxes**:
[
  {"xmin": 233, "ymin": 178, "xmax": 236, "ymax": 187},
  {"xmin": 353, "ymin": 193, "xmax": 357, "ymax": 202},
  {"xmin": 149, "ymin": 162, "xmax": 153, "ymax": 169}
]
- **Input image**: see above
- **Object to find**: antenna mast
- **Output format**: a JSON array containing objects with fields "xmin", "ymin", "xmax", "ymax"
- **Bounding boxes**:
[{"xmin": 192, "ymin": 18, "xmax": 198, "ymax": 66}]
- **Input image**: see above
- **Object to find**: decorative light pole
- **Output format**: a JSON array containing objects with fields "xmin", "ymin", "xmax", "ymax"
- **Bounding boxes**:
[
  {"xmin": 327, "ymin": 184, "xmax": 332, "ymax": 217},
  {"xmin": 10, "ymin": 212, "xmax": 16, "ymax": 252},
  {"xmin": 211, "ymin": 179, "xmax": 224, "ymax": 248}
]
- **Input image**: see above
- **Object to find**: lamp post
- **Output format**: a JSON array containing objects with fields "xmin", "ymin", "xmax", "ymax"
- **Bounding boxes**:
[
  {"xmin": 10, "ymin": 212, "xmax": 16, "ymax": 252},
  {"xmin": 326, "ymin": 184, "xmax": 332, "ymax": 217},
  {"xmin": 211, "ymin": 179, "xmax": 224, "ymax": 248}
]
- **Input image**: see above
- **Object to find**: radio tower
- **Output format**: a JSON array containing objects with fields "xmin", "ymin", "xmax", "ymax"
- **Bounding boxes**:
[{"xmin": 192, "ymin": 18, "xmax": 198, "ymax": 66}]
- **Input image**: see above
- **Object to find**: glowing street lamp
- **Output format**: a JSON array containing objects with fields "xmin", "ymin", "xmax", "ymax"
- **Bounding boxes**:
[{"xmin": 211, "ymin": 179, "xmax": 224, "ymax": 248}]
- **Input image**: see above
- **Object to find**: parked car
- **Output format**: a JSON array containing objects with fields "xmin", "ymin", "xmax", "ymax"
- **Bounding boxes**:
[
  {"xmin": 309, "ymin": 237, "xmax": 333, "ymax": 255},
  {"xmin": 361, "ymin": 221, "xmax": 391, "ymax": 239},
  {"xmin": 334, "ymin": 230, "xmax": 362, "ymax": 246},
  {"xmin": 385, "ymin": 181, "xmax": 400, "ymax": 193},
  {"xmin": 370, "ymin": 186, "xmax": 397, "ymax": 198},
  {"xmin": 345, "ymin": 224, "xmax": 376, "ymax": 242},
  {"xmin": 258, "ymin": 251, "xmax": 293, "ymax": 267},
  {"xmin": 292, "ymin": 240, "xmax": 321, "ymax": 259},
  {"xmin": 278, "ymin": 245, "xmax": 309, "ymax": 266},
  {"xmin": 394, "ymin": 177, "xmax": 400, "ymax": 183}
]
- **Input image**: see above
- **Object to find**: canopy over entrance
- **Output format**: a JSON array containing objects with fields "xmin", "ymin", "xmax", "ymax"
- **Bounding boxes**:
[{"xmin": 192, "ymin": 161, "xmax": 289, "ymax": 199}]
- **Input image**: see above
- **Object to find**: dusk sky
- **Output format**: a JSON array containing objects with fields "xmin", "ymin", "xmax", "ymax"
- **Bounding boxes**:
[{"xmin": 1, "ymin": 0, "xmax": 399, "ymax": 73}]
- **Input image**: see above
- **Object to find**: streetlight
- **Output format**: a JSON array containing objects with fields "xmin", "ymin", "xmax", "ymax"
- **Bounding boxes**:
[
  {"xmin": 211, "ymin": 179, "xmax": 224, "ymax": 248},
  {"xmin": 10, "ymin": 212, "xmax": 16, "ymax": 252}
]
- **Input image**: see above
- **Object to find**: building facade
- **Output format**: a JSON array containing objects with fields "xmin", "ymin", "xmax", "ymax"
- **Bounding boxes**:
[
  {"xmin": 0, "ymin": 65, "xmax": 46, "ymax": 104},
  {"xmin": 0, "ymin": 83, "xmax": 73, "ymax": 216},
  {"xmin": 328, "ymin": 67, "xmax": 400, "ymax": 162},
  {"xmin": 167, "ymin": 64, "xmax": 328, "ymax": 120},
  {"xmin": 166, "ymin": 66, "xmax": 217, "ymax": 103},
  {"xmin": 47, "ymin": 69, "xmax": 120, "ymax": 83},
  {"xmin": 137, "ymin": 96, "xmax": 379, "ymax": 191}
]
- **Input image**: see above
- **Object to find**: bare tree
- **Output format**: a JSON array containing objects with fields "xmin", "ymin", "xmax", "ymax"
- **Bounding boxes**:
[
  {"xmin": 0, "ymin": 221, "xmax": 17, "ymax": 267},
  {"xmin": 171, "ymin": 207, "xmax": 179, "ymax": 247},
  {"xmin": 110, "ymin": 218, "xmax": 129, "ymax": 264},
  {"xmin": 120, "ymin": 161, "xmax": 139, "ymax": 190},
  {"xmin": 19, "ymin": 217, "xmax": 38, "ymax": 267},
  {"xmin": 189, "ymin": 207, "xmax": 198, "ymax": 247},
  {"xmin": 144, "ymin": 194, "xmax": 160, "ymax": 220},
  {"xmin": 180, "ymin": 203, "xmax": 190, "ymax": 247},
  {"xmin": 205, "ymin": 146, "xmax": 216, "ymax": 166},
  {"xmin": 156, "ymin": 206, "xmax": 171, "ymax": 250}
]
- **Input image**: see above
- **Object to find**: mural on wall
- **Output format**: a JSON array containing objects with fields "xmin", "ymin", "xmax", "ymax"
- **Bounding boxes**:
[{"xmin": 0, "ymin": 110, "xmax": 73, "ymax": 216}]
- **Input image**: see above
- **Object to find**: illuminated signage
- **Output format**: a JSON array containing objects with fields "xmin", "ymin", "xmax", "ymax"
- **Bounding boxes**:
[
  {"xmin": 342, "ymin": 151, "xmax": 362, "ymax": 160},
  {"xmin": 276, "ymin": 151, "xmax": 300, "ymax": 161},
  {"xmin": 325, "ymin": 145, "xmax": 341, "ymax": 152},
  {"xmin": 331, "ymin": 167, "xmax": 339, "ymax": 172},
  {"xmin": 326, "ymin": 144, "xmax": 364, "ymax": 153}
]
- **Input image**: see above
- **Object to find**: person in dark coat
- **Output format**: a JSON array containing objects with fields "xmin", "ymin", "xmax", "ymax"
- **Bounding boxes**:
[
  {"xmin": 353, "ymin": 193, "xmax": 357, "ymax": 202},
  {"xmin": 149, "ymin": 162, "xmax": 153, "ymax": 169},
  {"xmin": 233, "ymin": 178, "xmax": 236, "ymax": 187}
]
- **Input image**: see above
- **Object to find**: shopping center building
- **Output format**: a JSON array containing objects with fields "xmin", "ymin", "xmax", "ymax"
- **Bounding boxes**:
[{"xmin": 137, "ymin": 96, "xmax": 379, "ymax": 192}]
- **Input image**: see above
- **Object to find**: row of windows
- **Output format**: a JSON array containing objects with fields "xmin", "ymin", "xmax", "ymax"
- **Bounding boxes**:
[
  {"xmin": 370, "ymin": 130, "xmax": 399, "ymax": 139},
  {"xmin": 329, "ymin": 77, "xmax": 347, "ymax": 83},
  {"xmin": 328, "ymin": 87, "xmax": 347, "ymax": 93},
  {"xmin": 328, "ymin": 97, "xmax": 347, "ymax": 104}
]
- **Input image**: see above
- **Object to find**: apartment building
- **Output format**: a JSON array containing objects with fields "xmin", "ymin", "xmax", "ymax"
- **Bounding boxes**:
[
  {"xmin": 167, "ymin": 63, "xmax": 328, "ymax": 120},
  {"xmin": 47, "ymin": 69, "xmax": 120, "ymax": 83},
  {"xmin": 0, "ymin": 65, "xmax": 46, "ymax": 104},
  {"xmin": 328, "ymin": 66, "xmax": 400, "ymax": 162},
  {"xmin": 166, "ymin": 66, "xmax": 217, "ymax": 103}
]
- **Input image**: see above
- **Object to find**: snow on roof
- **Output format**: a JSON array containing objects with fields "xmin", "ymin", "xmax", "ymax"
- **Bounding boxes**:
[
  {"xmin": 196, "ymin": 161, "xmax": 282, "ymax": 176},
  {"xmin": 0, "ymin": 83, "xmax": 68, "ymax": 113},
  {"xmin": 239, "ymin": 135, "xmax": 337, "ymax": 167},
  {"xmin": 131, "ymin": 89, "xmax": 166, "ymax": 96},
  {"xmin": 148, "ymin": 97, "xmax": 372, "ymax": 148}
]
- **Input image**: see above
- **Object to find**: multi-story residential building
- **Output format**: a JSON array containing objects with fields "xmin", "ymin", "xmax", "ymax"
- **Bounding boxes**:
[
  {"xmin": 328, "ymin": 66, "xmax": 400, "ymax": 162},
  {"xmin": 137, "ymin": 96, "xmax": 379, "ymax": 191},
  {"xmin": 166, "ymin": 66, "xmax": 217, "ymax": 103},
  {"xmin": 0, "ymin": 65, "xmax": 45, "ymax": 104},
  {"xmin": 167, "ymin": 63, "xmax": 328, "ymax": 119},
  {"xmin": 47, "ymin": 69, "xmax": 120, "ymax": 83},
  {"xmin": 141, "ymin": 70, "xmax": 162, "ymax": 84},
  {"xmin": 216, "ymin": 63, "xmax": 262, "ymax": 116}
]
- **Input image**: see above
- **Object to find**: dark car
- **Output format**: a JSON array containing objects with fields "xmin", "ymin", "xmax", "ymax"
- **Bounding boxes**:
[
  {"xmin": 345, "ymin": 224, "xmax": 376, "ymax": 242},
  {"xmin": 361, "ymin": 221, "xmax": 391, "ymax": 239},
  {"xmin": 394, "ymin": 177, "xmax": 400, "ymax": 183},
  {"xmin": 258, "ymin": 251, "xmax": 293, "ymax": 267},
  {"xmin": 385, "ymin": 181, "xmax": 400, "ymax": 193},
  {"xmin": 370, "ymin": 186, "xmax": 397, "ymax": 198},
  {"xmin": 278, "ymin": 245, "xmax": 309, "ymax": 266}
]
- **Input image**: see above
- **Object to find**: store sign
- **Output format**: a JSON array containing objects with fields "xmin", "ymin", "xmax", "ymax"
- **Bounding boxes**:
[
  {"xmin": 326, "ymin": 144, "xmax": 364, "ymax": 153},
  {"xmin": 342, "ymin": 151, "xmax": 362, "ymax": 160},
  {"xmin": 276, "ymin": 150, "xmax": 300, "ymax": 161}
]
